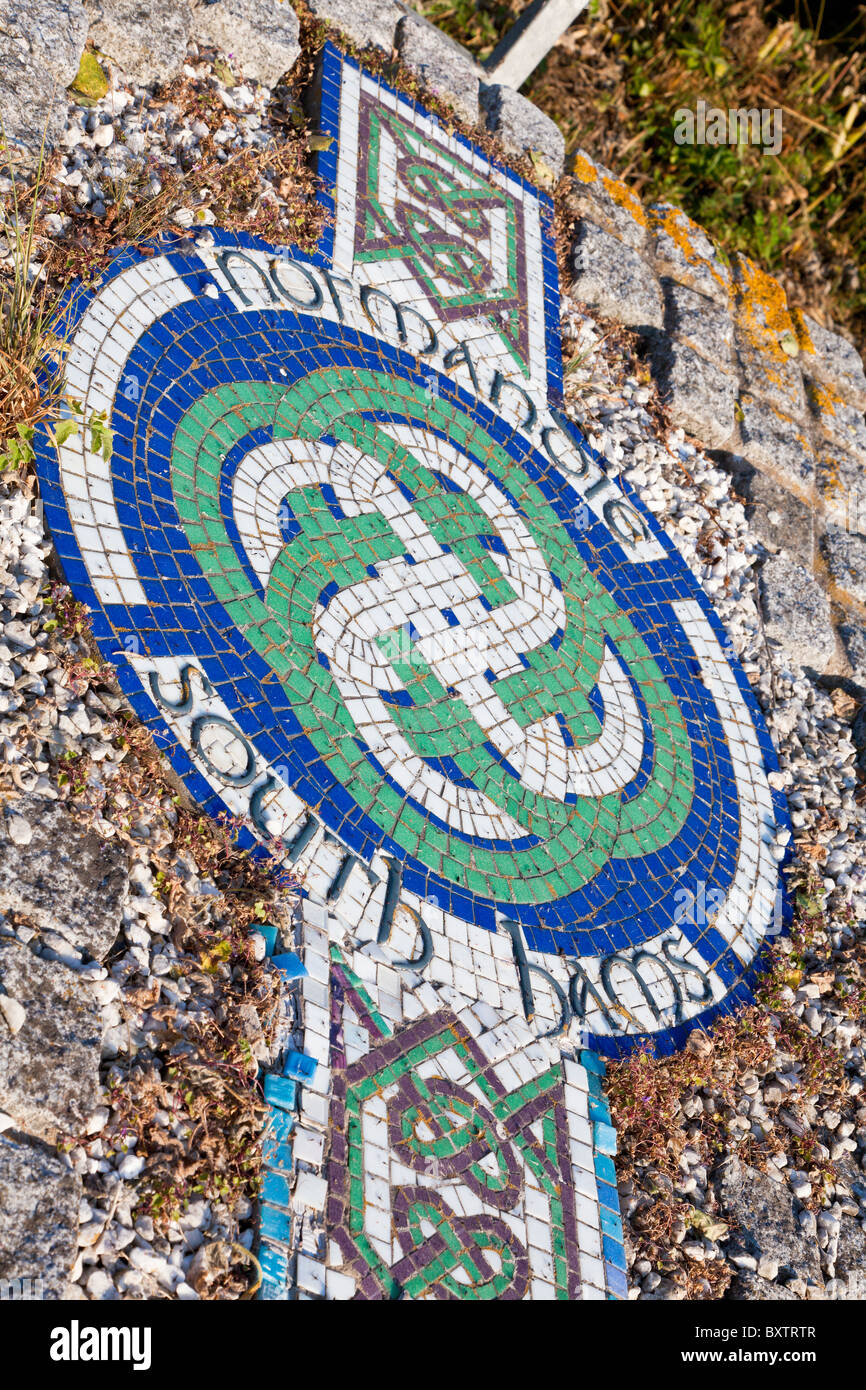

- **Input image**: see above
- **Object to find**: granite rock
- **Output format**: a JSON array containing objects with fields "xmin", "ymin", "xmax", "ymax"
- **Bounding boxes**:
[
  {"xmin": 728, "ymin": 1270, "xmax": 799, "ymax": 1300},
  {"xmin": 565, "ymin": 152, "xmax": 647, "ymax": 250},
  {"xmin": 801, "ymin": 314, "xmax": 866, "ymax": 412},
  {"xmin": 816, "ymin": 443, "xmax": 866, "ymax": 534},
  {"xmin": 715, "ymin": 1157, "xmax": 823, "ymax": 1288},
  {"xmin": 821, "ymin": 524, "xmax": 866, "ymax": 604},
  {"xmin": 304, "ymin": 0, "xmax": 405, "ymax": 54},
  {"xmin": 0, "ymin": 0, "xmax": 88, "ymax": 168},
  {"xmin": 651, "ymin": 338, "xmax": 737, "ymax": 448},
  {"xmin": 480, "ymin": 82, "xmax": 565, "ymax": 179},
  {"xmin": 735, "ymin": 340, "xmax": 806, "ymax": 419},
  {"xmin": 0, "ymin": 795, "xmax": 126, "ymax": 959},
  {"xmin": 0, "ymin": 938, "xmax": 103, "ymax": 1140},
  {"xmin": 806, "ymin": 378, "xmax": 866, "ymax": 465},
  {"xmin": 758, "ymin": 555, "xmax": 835, "ymax": 673},
  {"xmin": 838, "ymin": 623, "xmax": 866, "ymax": 682},
  {"xmin": 395, "ymin": 12, "xmax": 480, "ymax": 125},
  {"xmin": 662, "ymin": 278, "xmax": 733, "ymax": 360},
  {"xmin": 192, "ymin": 0, "xmax": 300, "ymax": 86},
  {"xmin": 834, "ymin": 1208, "xmax": 866, "ymax": 1299},
  {"xmin": 0, "ymin": 1136, "xmax": 82, "ymax": 1298},
  {"xmin": 84, "ymin": 0, "xmax": 192, "ymax": 85},
  {"xmin": 737, "ymin": 395, "xmax": 816, "ymax": 495},
  {"xmin": 717, "ymin": 453, "xmax": 816, "ymax": 569},
  {"xmin": 647, "ymin": 202, "xmax": 730, "ymax": 306},
  {"xmin": 571, "ymin": 220, "xmax": 663, "ymax": 332}
]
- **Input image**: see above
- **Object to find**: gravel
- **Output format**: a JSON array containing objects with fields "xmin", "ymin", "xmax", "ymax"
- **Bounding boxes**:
[{"xmin": 560, "ymin": 301, "xmax": 866, "ymax": 1301}]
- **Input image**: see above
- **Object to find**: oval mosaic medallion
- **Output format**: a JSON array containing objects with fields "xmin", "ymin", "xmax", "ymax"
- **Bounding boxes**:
[{"xmin": 36, "ymin": 164, "xmax": 788, "ymax": 1053}]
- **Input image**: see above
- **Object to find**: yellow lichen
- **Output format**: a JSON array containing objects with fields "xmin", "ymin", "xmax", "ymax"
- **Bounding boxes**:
[
  {"xmin": 733, "ymin": 255, "xmax": 799, "ymax": 366},
  {"xmin": 646, "ymin": 204, "xmax": 727, "ymax": 295},
  {"xmin": 572, "ymin": 152, "xmax": 599, "ymax": 186},
  {"xmin": 790, "ymin": 308, "xmax": 817, "ymax": 358},
  {"xmin": 806, "ymin": 378, "xmax": 844, "ymax": 419},
  {"xmin": 600, "ymin": 173, "xmax": 648, "ymax": 229}
]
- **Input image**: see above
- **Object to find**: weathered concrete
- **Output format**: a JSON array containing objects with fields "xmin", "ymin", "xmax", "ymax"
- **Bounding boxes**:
[{"xmin": 484, "ymin": 0, "xmax": 589, "ymax": 91}]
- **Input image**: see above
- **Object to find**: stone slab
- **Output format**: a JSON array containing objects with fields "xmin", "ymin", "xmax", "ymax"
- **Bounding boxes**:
[
  {"xmin": 191, "ymin": 0, "xmax": 300, "ymax": 87},
  {"xmin": 715, "ymin": 1156, "xmax": 823, "ymax": 1288},
  {"xmin": 0, "ymin": 795, "xmax": 127, "ymax": 960},
  {"xmin": 801, "ymin": 314, "xmax": 866, "ymax": 412},
  {"xmin": 572, "ymin": 219, "xmax": 663, "ymax": 331},
  {"xmin": 395, "ymin": 11, "xmax": 480, "ymax": 125},
  {"xmin": 647, "ymin": 202, "xmax": 730, "ymax": 306},
  {"xmin": 816, "ymin": 442, "xmax": 866, "ymax": 534},
  {"xmin": 719, "ymin": 453, "xmax": 816, "ymax": 569},
  {"xmin": 651, "ymin": 338, "xmax": 736, "ymax": 449},
  {"xmin": 480, "ymin": 81, "xmax": 565, "ymax": 179},
  {"xmin": 662, "ymin": 278, "xmax": 733, "ymax": 360},
  {"xmin": 735, "ymin": 340, "xmax": 806, "ymax": 419},
  {"xmin": 304, "ymin": 0, "xmax": 406, "ymax": 54},
  {"xmin": 821, "ymin": 524, "xmax": 866, "ymax": 604},
  {"xmin": 0, "ymin": 0, "xmax": 88, "ymax": 168},
  {"xmin": 737, "ymin": 395, "xmax": 816, "ymax": 497},
  {"xmin": 0, "ymin": 938, "xmax": 103, "ymax": 1140},
  {"xmin": 838, "ymin": 622, "xmax": 866, "ymax": 682},
  {"xmin": 758, "ymin": 555, "xmax": 835, "ymax": 673},
  {"xmin": 806, "ymin": 378, "xmax": 866, "ymax": 465},
  {"xmin": 0, "ymin": 1135, "xmax": 81, "ymax": 1299},
  {"xmin": 84, "ymin": 0, "xmax": 192, "ymax": 86},
  {"xmin": 565, "ymin": 153, "xmax": 647, "ymax": 250}
]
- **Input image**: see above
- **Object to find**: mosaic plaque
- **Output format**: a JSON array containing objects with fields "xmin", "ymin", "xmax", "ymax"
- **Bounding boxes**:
[
  {"xmin": 34, "ymin": 41, "xmax": 792, "ymax": 1300},
  {"xmin": 36, "ymin": 46, "xmax": 788, "ymax": 1064}
]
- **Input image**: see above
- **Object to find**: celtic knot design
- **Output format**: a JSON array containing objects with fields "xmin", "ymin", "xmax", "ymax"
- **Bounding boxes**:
[
  {"xmin": 171, "ymin": 367, "xmax": 695, "ymax": 915},
  {"xmin": 328, "ymin": 1009, "xmax": 581, "ymax": 1301}
]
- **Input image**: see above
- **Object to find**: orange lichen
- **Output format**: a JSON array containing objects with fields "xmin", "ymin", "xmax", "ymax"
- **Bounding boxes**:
[
  {"xmin": 790, "ymin": 307, "xmax": 817, "ymax": 358},
  {"xmin": 806, "ymin": 378, "xmax": 844, "ymax": 419},
  {"xmin": 572, "ymin": 152, "xmax": 599, "ymax": 186},
  {"xmin": 646, "ymin": 204, "xmax": 727, "ymax": 296},
  {"xmin": 733, "ymin": 254, "xmax": 799, "ymax": 366},
  {"xmin": 817, "ymin": 449, "xmax": 843, "ymax": 502},
  {"xmin": 600, "ymin": 173, "xmax": 648, "ymax": 229},
  {"xmin": 746, "ymin": 355, "xmax": 796, "ymax": 399}
]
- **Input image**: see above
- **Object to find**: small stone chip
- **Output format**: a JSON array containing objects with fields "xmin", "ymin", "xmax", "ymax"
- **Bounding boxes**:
[{"xmin": 0, "ymin": 994, "xmax": 26, "ymax": 1036}]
